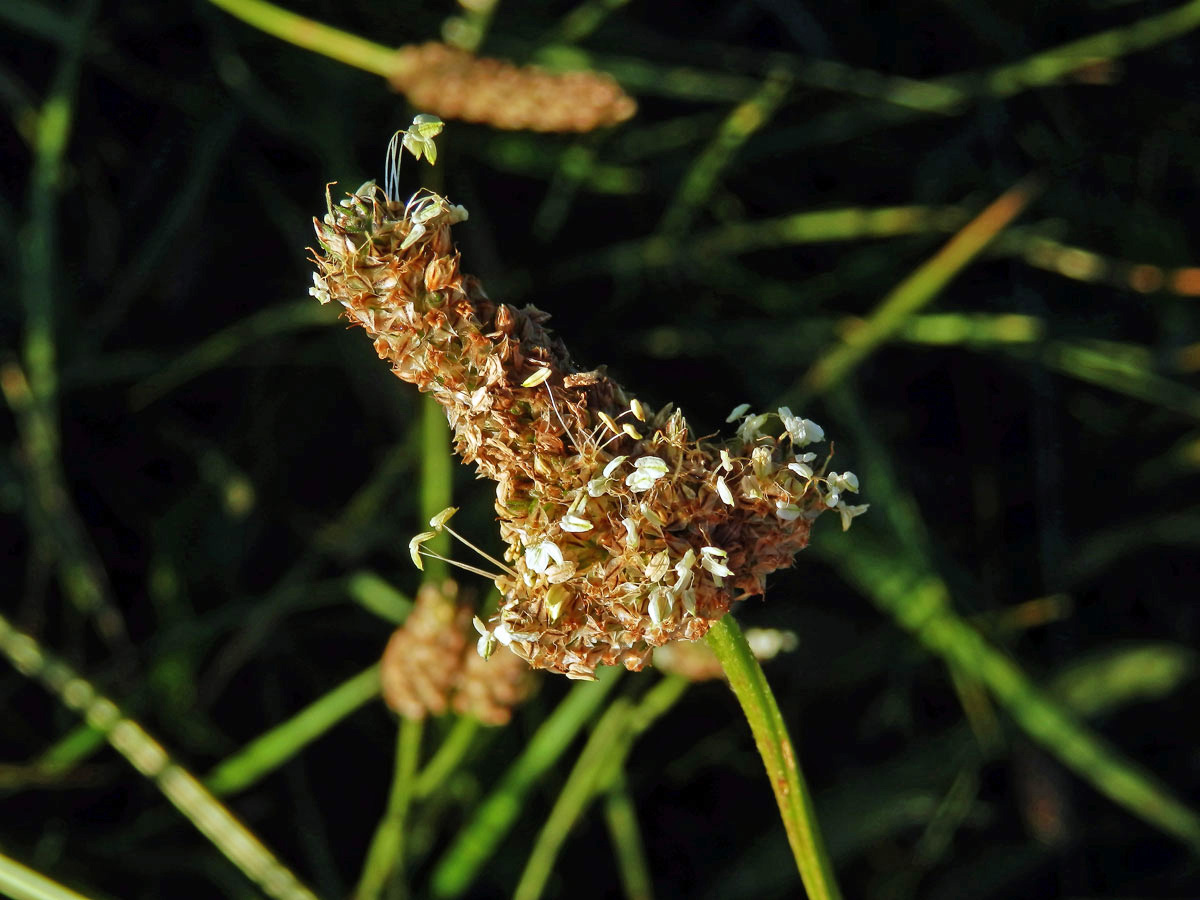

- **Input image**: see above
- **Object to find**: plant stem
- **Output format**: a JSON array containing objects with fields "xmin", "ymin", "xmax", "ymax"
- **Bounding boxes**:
[
  {"xmin": 205, "ymin": 0, "xmax": 408, "ymax": 79},
  {"xmin": 705, "ymin": 615, "xmax": 842, "ymax": 900},
  {"xmin": 354, "ymin": 718, "xmax": 424, "ymax": 899}
]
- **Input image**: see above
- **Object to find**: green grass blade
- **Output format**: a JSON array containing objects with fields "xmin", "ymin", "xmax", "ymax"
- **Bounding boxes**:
[
  {"xmin": 818, "ymin": 537, "xmax": 1200, "ymax": 851},
  {"xmin": 0, "ymin": 850, "xmax": 97, "ymax": 900},
  {"xmin": 705, "ymin": 616, "xmax": 843, "ymax": 900},
  {"xmin": 129, "ymin": 301, "xmax": 338, "ymax": 408},
  {"xmin": 204, "ymin": 0, "xmax": 401, "ymax": 78},
  {"xmin": 657, "ymin": 69, "xmax": 792, "ymax": 237},
  {"xmin": 430, "ymin": 666, "xmax": 623, "ymax": 898},
  {"xmin": 353, "ymin": 718, "xmax": 423, "ymax": 900},
  {"xmin": 514, "ymin": 674, "xmax": 688, "ymax": 900},
  {"xmin": 603, "ymin": 773, "xmax": 655, "ymax": 900},
  {"xmin": 0, "ymin": 613, "xmax": 321, "ymax": 900},
  {"xmin": 413, "ymin": 716, "xmax": 480, "ymax": 799},
  {"xmin": 514, "ymin": 698, "xmax": 634, "ymax": 900},
  {"xmin": 205, "ymin": 663, "xmax": 382, "ymax": 795},
  {"xmin": 798, "ymin": 176, "xmax": 1041, "ymax": 398}
]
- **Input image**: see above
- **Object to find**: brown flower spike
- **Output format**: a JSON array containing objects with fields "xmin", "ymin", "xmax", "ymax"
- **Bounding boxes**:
[
  {"xmin": 390, "ymin": 42, "xmax": 636, "ymax": 133},
  {"xmin": 309, "ymin": 183, "xmax": 865, "ymax": 680},
  {"xmin": 381, "ymin": 580, "xmax": 533, "ymax": 724}
]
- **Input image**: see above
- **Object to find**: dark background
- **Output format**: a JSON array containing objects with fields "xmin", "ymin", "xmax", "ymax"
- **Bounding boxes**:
[{"xmin": 3, "ymin": 0, "xmax": 1200, "ymax": 897}]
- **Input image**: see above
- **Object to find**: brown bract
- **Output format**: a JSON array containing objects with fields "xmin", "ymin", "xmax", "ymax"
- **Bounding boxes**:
[{"xmin": 311, "ymin": 184, "xmax": 853, "ymax": 680}]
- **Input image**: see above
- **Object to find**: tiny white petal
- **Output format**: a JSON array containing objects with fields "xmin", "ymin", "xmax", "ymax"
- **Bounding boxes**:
[
  {"xmin": 719, "ymin": 449, "xmax": 733, "ymax": 473},
  {"xmin": 472, "ymin": 616, "xmax": 487, "ymax": 636},
  {"xmin": 626, "ymin": 460, "xmax": 668, "ymax": 493},
  {"xmin": 726, "ymin": 402, "xmax": 751, "ymax": 422},
  {"xmin": 621, "ymin": 517, "xmax": 640, "ymax": 548},
  {"xmin": 477, "ymin": 634, "xmax": 494, "ymax": 659},
  {"xmin": 700, "ymin": 546, "xmax": 727, "ymax": 559},
  {"xmin": 800, "ymin": 418, "xmax": 824, "ymax": 443},
  {"xmin": 840, "ymin": 471, "xmax": 860, "ymax": 492},
  {"xmin": 796, "ymin": 452, "xmax": 817, "ymax": 463},
  {"xmin": 645, "ymin": 550, "xmax": 670, "ymax": 582},
  {"xmin": 634, "ymin": 456, "xmax": 669, "ymax": 473},
  {"xmin": 493, "ymin": 623, "xmax": 513, "ymax": 646},
  {"xmin": 701, "ymin": 555, "xmax": 733, "ymax": 578},
  {"xmin": 837, "ymin": 502, "xmax": 870, "ymax": 531},
  {"xmin": 521, "ymin": 367, "xmax": 552, "ymax": 387},
  {"xmin": 561, "ymin": 514, "xmax": 593, "ymax": 533},
  {"xmin": 602, "ymin": 455, "xmax": 628, "ymax": 477},
  {"xmin": 639, "ymin": 502, "xmax": 665, "ymax": 527},
  {"xmin": 525, "ymin": 541, "xmax": 564, "ymax": 574},
  {"xmin": 775, "ymin": 503, "xmax": 802, "ymax": 521},
  {"xmin": 716, "ymin": 475, "xmax": 734, "ymax": 506},
  {"xmin": 788, "ymin": 462, "xmax": 813, "ymax": 479},
  {"xmin": 648, "ymin": 588, "xmax": 673, "ymax": 625},
  {"xmin": 740, "ymin": 474, "xmax": 763, "ymax": 499},
  {"xmin": 681, "ymin": 589, "xmax": 697, "ymax": 615},
  {"xmin": 587, "ymin": 477, "xmax": 610, "ymax": 497}
]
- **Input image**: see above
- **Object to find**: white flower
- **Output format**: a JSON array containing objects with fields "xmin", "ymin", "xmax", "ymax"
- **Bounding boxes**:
[
  {"xmin": 473, "ymin": 616, "xmax": 496, "ymax": 659},
  {"xmin": 751, "ymin": 445, "xmax": 774, "ymax": 479},
  {"xmin": 603, "ymin": 455, "xmax": 628, "ymax": 477},
  {"xmin": 625, "ymin": 456, "xmax": 668, "ymax": 493},
  {"xmin": 718, "ymin": 449, "xmax": 733, "ymax": 473},
  {"xmin": 525, "ymin": 541, "xmax": 564, "ymax": 574},
  {"xmin": 645, "ymin": 550, "xmax": 670, "ymax": 583},
  {"xmin": 639, "ymin": 501, "xmax": 665, "ymax": 527},
  {"xmin": 701, "ymin": 559, "xmax": 733, "ymax": 578},
  {"xmin": 545, "ymin": 585, "xmax": 569, "ymax": 621},
  {"xmin": 561, "ymin": 514, "xmax": 593, "ymax": 533},
  {"xmin": 621, "ymin": 517, "xmax": 640, "ymax": 549},
  {"xmin": 775, "ymin": 500, "xmax": 802, "ymax": 521},
  {"xmin": 740, "ymin": 474, "xmax": 763, "ymax": 500},
  {"xmin": 587, "ymin": 477, "xmax": 611, "ymax": 497},
  {"xmin": 736, "ymin": 412, "xmax": 770, "ymax": 442},
  {"xmin": 725, "ymin": 402, "xmax": 751, "ymax": 422},
  {"xmin": 836, "ymin": 501, "xmax": 869, "ymax": 531},
  {"xmin": 799, "ymin": 418, "xmax": 825, "ymax": 445},
  {"xmin": 829, "ymin": 471, "xmax": 860, "ymax": 493},
  {"xmin": 716, "ymin": 475, "xmax": 734, "ymax": 506},
  {"xmin": 648, "ymin": 588, "xmax": 673, "ymax": 625}
]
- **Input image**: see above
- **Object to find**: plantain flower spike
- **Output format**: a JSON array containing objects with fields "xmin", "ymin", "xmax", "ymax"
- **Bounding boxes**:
[
  {"xmin": 381, "ymin": 580, "xmax": 534, "ymax": 723},
  {"xmin": 390, "ymin": 42, "xmax": 635, "ymax": 133},
  {"xmin": 310, "ymin": 128, "xmax": 865, "ymax": 681}
]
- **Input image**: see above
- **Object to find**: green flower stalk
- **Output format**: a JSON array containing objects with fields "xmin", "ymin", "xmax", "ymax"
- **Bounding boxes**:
[{"xmin": 309, "ymin": 162, "xmax": 864, "ymax": 681}]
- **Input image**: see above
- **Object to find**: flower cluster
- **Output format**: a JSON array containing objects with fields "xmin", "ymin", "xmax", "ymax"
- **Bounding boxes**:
[
  {"xmin": 390, "ymin": 42, "xmax": 636, "ymax": 132},
  {"xmin": 380, "ymin": 580, "xmax": 533, "ymax": 724},
  {"xmin": 310, "ymin": 183, "xmax": 865, "ymax": 680}
]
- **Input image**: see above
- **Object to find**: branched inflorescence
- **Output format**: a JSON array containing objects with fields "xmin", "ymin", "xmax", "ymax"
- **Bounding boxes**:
[{"xmin": 310, "ymin": 183, "xmax": 865, "ymax": 680}]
